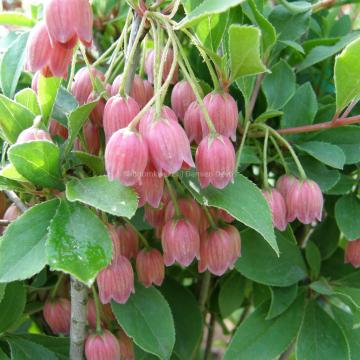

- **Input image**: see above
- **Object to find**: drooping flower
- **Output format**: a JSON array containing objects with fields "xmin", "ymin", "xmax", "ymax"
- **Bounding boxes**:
[
  {"xmin": 145, "ymin": 48, "xmax": 178, "ymax": 84},
  {"xmin": 115, "ymin": 224, "xmax": 139, "ymax": 260},
  {"xmin": 117, "ymin": 329, "xmax": 135, "ymax": 360},
  {"xmin": 43, "ymin": 298, "xmax": 71, "ymax": 335},
  {"xmin": 171, "ymin": 80, "xmax": 196, "ymax": 120},
  {"xmin": 85, "ymin": 329, "xmax": 120, "ymax": 360},
  {"xmin": 136, "ymin": 249, "xmax": 165, "ymax": 287},
  {"xmin": 263, "ymin": 189, "xmax": 288, "ymax": 231},
  {"xmin": 345, "ymin": 239, "xmax": 360, "ymax": 268},
  {"xmin": 183, "ymin": 101, "xmax": 203, "ymax": 145}
]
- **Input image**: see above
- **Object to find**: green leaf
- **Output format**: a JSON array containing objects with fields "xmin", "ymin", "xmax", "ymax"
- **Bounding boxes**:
[
  {"xmin": 296, "ymin": 141, "xmax": 346, "ymax": 169},
  {"xmin": 0, "ymin": 12, "xmax": 35, "ymax": 27},
  {"xmin": 66, "ymin": 176, "xmax": 138, "ymax": 219},
  {"xmin": 9, "ymin": 141, "xmax": 63, "ymax": 190},
  {"xmin": 327, "ymin": 175, "xmax": 354, "ymax": 195},
  {"xmin": 281, "ymin": 82, "xmax": 318, "ymax": 130},
  {"xmin": 0, "ymin": 164, "xmax": 28, "ymax": 183},
  {"xmin": 228, "ymin": 25, "xmax": 267, "ymax": 81},
  {"xmin": 160, "ymin": 278, "xmax": 203, "ymax": 360},
  {"xmin": 0, "ymin": 32, "xmax": 29, "ymax": 98},
  {"xmin": 296, "ymin": 301, "xmax": 350, "ymax": 360},
  {"xmin": 52, "ymin": 87, "xmax": 78, "ymax": 127},
  {"xmin": 180, "ymin": 169, "xmax": 278, "ymax": 255},
  {"xmin": 6, "ymin": 337, "xmax": 57, "ymax": 360},
  {"xmin": 0, "ymin": 284, "xmax": 6, "ymax": 304},
  {"xmin": 15, "ymin": 89, "xmax": 41, "ymax": 115},
  {"xmin": 262, "ymin": 60, "xmax": 296, "ymax": 110},
  {"xmin": 0, "ymin": 282, "xmax": 26, "ymax": 333},
  {"xmin": 223, "ymin": 294, "xmax": 305, "ymax": 360},
  {"xmin": 0, "ymin": 94, "xmax": 34, "ymax": 143},
  {"xmin": 177, "ymin": 0, "xmax": 245, "ymax": 29},
  {"xmin": 335, "ymin": 195, "xmax": 360, "ymax": 241},
  {"xmin": 0, "ymin": 175, "xmax": 24, "ymax": 191},
  {"xmin": 236, "ymin": 76, "xmax": 255, "ymax": 104},
  {"xmin": 280, "ymin": 39, "xmax": 305, "ymax": 53},
  {"xmin": 278, "ymin": 0, "xmax": 311, "ymax": 13},
  {"xmin": 335, "ymin": 37, "xmax": 360, "ymax": 111},
  {"xmin": 46, "ymin": 200, "xmax": 112, "ymax": 286},
  {"xmin": 38, "ymin": 76, "xmax": 61, "ymax": 125},
  {"xmin": 0, "ymin": 199, "xmax": 59, "ymax": 282},
  {"xmin": 235, "ymin": 228, "xmax": 307, "ymax": 286},
  {"xmin": 254, "ymin": 110, "xmax": 283, "ymax": 123},
  {"xmin": 71, "ymin": 151, "xmax": 105, "ymax": 175},
  {"xmin": 112, "ymin": 284, "xmax": 175, "ymax": 360},
  {"xmin": 0, "ymin": 347, "xmax": 9, "ymax": 360},
  {"xmin": 267, "ymin": 284, "xmax": 298, "ymax": 320},
  {"xmin": 65, "ymin": 101, "xmax": 98, "ymax": 153},
  {"xmin": 305, "ymin": 241, "xmax": 321, "ymax": 279},
  {"xmin": 218, "ymin": 272, "xmax": 246, "ymax": 318}
]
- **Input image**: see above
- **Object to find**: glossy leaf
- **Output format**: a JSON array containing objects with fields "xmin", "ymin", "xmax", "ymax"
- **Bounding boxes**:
[
  {"xmin": 229, "ymin": 25, "xmax": 267, "ymax": 81},
  {"xmin": 38, "ymin": 76, "xmax": 61, "ymax": 125},
  {"xmin": 112, "ymin": 284, "xmax": 175, "ymax": 360},
  {"xmin": 296, "ymin": 300, "xmax": 350, "ymax": 360},
  {"xmin": 47, "ymin": 200, "xmax": 112, "ymax": 286},
  {"xmin": 335, "ymin": 195, "xmax": 360, "ymax": 241},
  {"xmin": 0, "ymin": 32, "xmax": 29, "ymax": 98},
  {"xmin": 235, "ymin": 228, "xmax": 307, "ymax": 286},
  {"xmin": 15, "ymin": 89, "xmax": 41, "ymax": 115},
  {"xmin": 223, "ymin": 294, "xmax": 305, "ymax": 360},
  {"xmin": 267, "ymin": 284, "xmax": 298, "ymax": 319},
  {"xmin": 8, "ymin": 141, "xmax": 63, "ymax": 190},
  {"xmin": 66, "ymin": 176, "xmax": 138, "ymax": 219},
  {"xmin": 0, "ymin": 94, "xmax": 34, "ymax": 143},
  {"xmin": 180, "ymin": 169, "xmax": 278, "ymax": 255},
  {"xmin": 0, "ymin": 199, "xmax": 59, "ymax": 282}
]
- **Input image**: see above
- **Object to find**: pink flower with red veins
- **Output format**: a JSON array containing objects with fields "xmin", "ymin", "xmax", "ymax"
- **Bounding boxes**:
[
  {"xmin": 199, "ymin": 228, "xmax": 236, "ymax": 276},
  {"xmin": 107, "ymin": 224, "xmax": 121, "ymax": 263},
  {"xmin": 115, "ymin": 224, "xmax": 139, "ymax": 260},
  {"xmin": 145, "ymin": 118, "xmax": 194, "ymax": 175},
  {"xmin": 184, "ymin": 101, "xmax": 204, "ymax": 144},
  {"xmin": 139, "ymin": 106, "xmax": 178, "ymax": 135},
  {"xmin": 161, "ymin": 219, "xmax": 200, "ymax": 266},
  {"xmin": 117, "ymin": 328, "xmax": 135, "ymax": 360},
  {"xmin": 105, "ymin": 128, "xmax": 148, "ymax": 186},
  {"xmin": 145, "ymin": 48, "xmax": 178, "ymax": 84},
  {"xmin": 195, "ymin": 135, "xmax": 236, "ymax": 189},
  {"xmin": 31, "ymin": 71, "xmax": 40, "ymax": 93},
  {"xmin": 26, "ymin": 22, "xmax": 73, "ymax": 78},
  {"xmin": 201, "ymin": 92, "xmax": 238, "ymax": 141},
  {"xmin": 263, "ymin": 189, "xmax": 288, "ymax": 231},
  {"xmin": 171, "ymin": 80, "xmax": 196, "ymax": 120},
  {"xmin": 43, "ymin": 298, "xmax": 71, "ymax": 335},
  {"xmin": 144, "ymin": 206, "xmax": 166, "ymax": 228},
  {"xmin": 87, "ymin": 92, "xmax": 106, "ymax": 127},
  {"xmin": 133, "ymin": 162, "xmax": 164, "ymax": 208},
  {"xmin": 286, "ymin": 179, "xmax": 323, "ymax": 224},
  {"xmin": 164, "ymin": 198, "xmax": 202, "ymax": 229},
  {"xmin": 49, "ymin": 120, "xmax": 68, "ymax": 140},
  {"xmin": 223, "ymin": 224, "xmax": 241, "ymax": 264},
  {"xmin": 71, "ymin": 67, "xmax": 105, "ymax": 105},
  {"xmin": 276, "ymin": 174, "xmax": 297, "ymax": 200},
  {"xmin": 45, "ymin": 0, "xmax": 93, "ymax": 48},
  {"xmin": 96, "ymin": 256, "xmax": 135, "ymax": 304},
  {"xmin": 17, "ymin": 127, "xmax": 53, "ymax": 144},
  {"xmin": 136, "ymin": 249, "xmax": 165, "ymax": 287},
  {"xmin": 103, "ymin": 95, "xmax": 140, "ymax": 142},
  {"xmin": 111, "ymin": 74, "xmax": 153, "ymax": 109},
  {"xmin": 216, "ymin": 209, "xmax": 235, "ymax": 223},
  {"xmin": 345, "ymin": 239, "xmax": 360, "ymax": 268},
  {"xmin": 85, "ymin": 330, "xmax": 120, "ymax": 360}
]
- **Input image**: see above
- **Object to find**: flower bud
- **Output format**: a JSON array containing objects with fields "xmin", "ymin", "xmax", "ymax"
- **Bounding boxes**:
[
  {"xmin": 145, "ymin": 49, "xmax": 178, "ymax": 84},
  {"xmin": 45, "ymin": 0, "xmax": 93, "ymax": 48},
  {"xmin": 165, "ymin": 198, "xmax": 202, "ymax": 229},
  {"xmin": 276, "ymin": 175, "xmax": 297, "ymax": 200},
  {"xmin": 111, "ymin": 74, "xmax": 153, "ymax": 109},
  {"xmin": 17, "ymin": 127, "xmax": 52, "ymax": 143},
  {"xmin": 136, "ymin": 249, "xmax": 165, "ymax": 287},
  {"xmin": 202, "ymin": 92, "xmax": 238, "ymax": 141},
  {"xmin": 103, "ymin": 95, "xmax": 140, "ymax": 142},
  {"xmin": 74, "ymin": 121, "xmax": 100, "ymax": 155},
  {"xmin": 263, "ymin": 189, "xmax": 288, "ymax": 231},
  {"xmin": 117, "ymin": 329, "xmax": 135, "ymax": 360},
  {"xmin": 345, "ymin": 239, "xmax": 360, "ymax": 268},
  {"xmin": 49, "ymin": 119, "xmax": 68, "ymax": 140},
  {"xmin": 161, "ymin": 219, "xmax": 200, "ymax": 266},
  {"xmin": 115, "ymin": 224, "xmax": 139, "ymax": 260},
  {"xmin": 105, "ymin": 128, "xmax": 148, "ymax": 186},
  {"xmin": 97, "ymin": 256, "xmax": 135, "ymax": 304},
  {"xmin": 43, "ymin": 297, "xmax": 71, "ymax": 335},
  {"xmin": 85, "ymin": 329, "xmax": 120, "ymax": 360},
  {"xmin": 3, "ymin": 204, "xmax": 21, "ymax": 222},
  {"xmin": 171, "ymin": 80, "xmax": 196, "ymax": 120},
  {"xmin": 145, "ymin": 118, "xmax": 194, "ymax": 175},
  {"xmin": 199, "ymin": 228, "xmax": 236, "ymax": 276},
  {"xmin": 223, "ymin": 224, "xmax": 241, "ymax": 264},
  {"xmin": 183, "ymin": 101, "xmax": 203, "ymax": 145},
  {"xmin": 286, "ymin": 179, "xmax": 323, "ymax": 224},
  {"xmin": 195, "ymin": 135, "xmax": 236, "ymax": 189}
]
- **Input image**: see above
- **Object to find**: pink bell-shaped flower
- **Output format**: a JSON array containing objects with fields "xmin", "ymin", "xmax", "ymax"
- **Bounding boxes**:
[
  {"xmin": 223, "ymin": 224, "xmax": 242, "ymax": 264},
  {"xmin": 199, "ymin": 228, "xmax": 236, "ymax": 276},
  {"xmin": 263, "ymin": 189, "xmax": 288, "ymax": 231},
  {"xmin": 31, "ymin": 71, "xmax": 40, "ymax": 93},
  {"xmin": 103, "ymin": 95, "xmax": 140, "ymax": 142},
  {"xmin": 105, "ymin": 128, "xmax": 148, "ymax": 186},
  {"xmin": 117, "ymin": 329, "xmax": 135, "ymax": 360},
  {"xmin": 345, "ymin": 239, "xmax": 360, "ymax": 268},
  {"xmin": 43, "ymin": 297, "xmax": 71, "ymax": 335},
  {"xmin": 97, "ymin": 256, "xmax": 135, "ymax": 304},
  {"xmin": 161, "ymin": 219, "xmax": 200, "ymax": 266},
  {"xmin": 136, "ymin": 249, "xmax": 165, "ymax": 287},
  {"xmin": 276, "ymin": 175, "xmax": 297, "ymax": 200},
  {"xmin": 85, "ymin": 329, "xmax": 120, "ymax": 360},
  {"xmin": 115, "ymin": 224, "xmax": 139, "ymax": 260},
  {"xmin": 165, "ymin": 198, "xmax": 202, "ymax": 230},
  {"xmin": 145, "ymin": 117, "xmax": 194, "ymax": 175},
  {"xmin": 144, "ymin": 206, "xmax": 166, "ymax": 229},
  {"xmin": 216, "ymin": 209, "xmax": 235, "ymax": 223},
  {"xmin": 111, "ymin": 74, "xmax": 153, "ymax": 109},
  {"xmin": 17, "ymin": 127, "xmax": 53, "ymax": 144},
  {"xmin": 201, "ymin": 92, "xmax": 238, "ymax": 141},
  {"xmin": 74, "ymin": 121, "xmax": 100, "ymax": 155},
  {"xmin": 171, "ymin": 80, "xmax": 196, "ymax": 120},
  {"xmin": 184, "ymin": 101, "xmax": 204, "ymax": 145},
  {"xmin": 49, "ymin": 119, "xmax": 68, "ymax": 140},
  {"xmin": 87, "ymin": 92, "xmax": 106, "ymax": 127},
  {"xmin": 195, "ymin": 135, "xmax": 236, "ymax": 189},
  {"xmin": 45, "ymin": 0, "xmax": 93, "ymax": 48},
  {"xmin": 145, "ymin": 48, "xmax": 178, "ymax": 84},
  {"xmin": 286, "ymin": 179, "xmax": 323, "ymax": 224}
]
